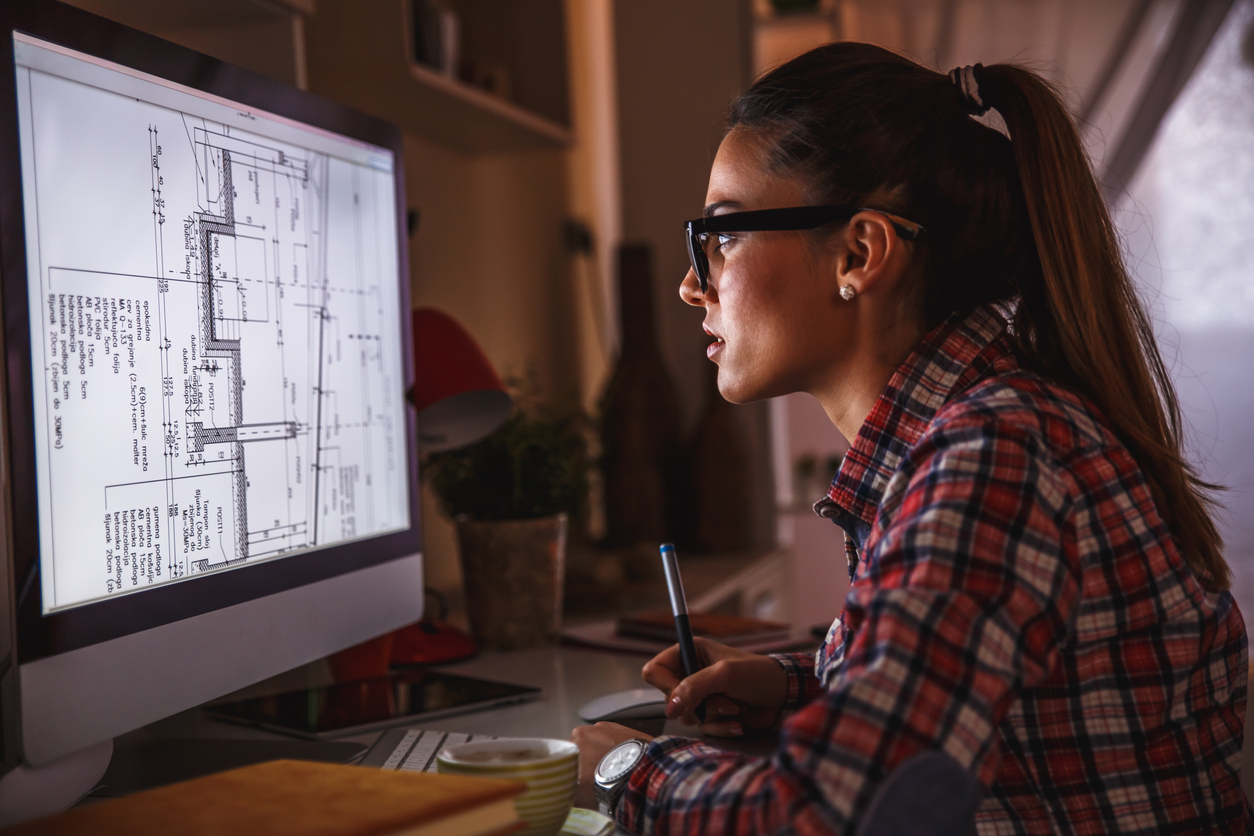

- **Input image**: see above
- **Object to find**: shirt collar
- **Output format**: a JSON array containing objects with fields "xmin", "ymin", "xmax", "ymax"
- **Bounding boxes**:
[{"xmin": 817, "ymin": 304, "xmax": 1012, "ymax": 527}]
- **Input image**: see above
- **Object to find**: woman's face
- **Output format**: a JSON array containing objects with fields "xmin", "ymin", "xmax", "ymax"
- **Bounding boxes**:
[{"xmin": 681, "ymin": 129, "xmax": 854, "ymax": 404}]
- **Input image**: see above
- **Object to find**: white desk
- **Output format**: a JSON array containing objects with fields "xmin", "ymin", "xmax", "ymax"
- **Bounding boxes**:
[
  {"xmin": 412, "ymin": 646, "xmax": 662, "ymax": 740},
  {"xmin": 106, "ymin": 645, "xmax": 684, "ymax": 793},
  {"xmin": 96, "ymin": 646, "xmax": 673, "ymax": 834},
  {"xmin": 93, "ymin": 642, "xmax": 793, "ymax": 836}
]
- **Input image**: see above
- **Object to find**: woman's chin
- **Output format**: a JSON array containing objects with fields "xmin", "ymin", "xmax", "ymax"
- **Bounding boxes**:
[
  {"xmin": 716, "ymin": 372, "xmax": 765, "ymax": 405},
  {"xmin": 717, "ymin": 363, "xmax": 807, "ymax": 404}
]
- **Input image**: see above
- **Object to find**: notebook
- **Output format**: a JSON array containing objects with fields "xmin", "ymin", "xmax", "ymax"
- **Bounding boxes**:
[{"xmin": 6, "ymin": 759, "xmax": 525, "ymax": 836}]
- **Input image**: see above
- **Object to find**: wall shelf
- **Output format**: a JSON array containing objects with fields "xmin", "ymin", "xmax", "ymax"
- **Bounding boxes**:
[
  {"xmin": 312, "ymin": 60, "xmax": 570, "ymax": 152},
  {"xmin": 64, "ymin": 0, "xmax": 311, "ymax": 89},
  {"xmin": 65, "ymin": 0, "xmax": 310, "ymax": 32},
  {"xmin": 305, "ymin": 0, "xmax": 571, "ymax": 152}
]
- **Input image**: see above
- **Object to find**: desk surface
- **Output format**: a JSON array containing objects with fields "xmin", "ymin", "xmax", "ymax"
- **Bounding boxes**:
[
  {"xmin": 138, "ymin": 645, "xmax": 653, "ymax": 743},
  {"xmin": 421, "ymin": 646, "xmax": 659, "ymax": 739},
  {"xmin": 103, "ymin": 643, "xmax": 781, "ymax": 836},
  {"xmin": 92, "ymin": 647, "xmax": 658, "ymax": 833},
  {"xmin": 139, "ymin": 643, "xmax": 793, "ymax": 760},
  {"xmin": 130, "ymin": 644, "xmax": 675, "ymax": 766}
]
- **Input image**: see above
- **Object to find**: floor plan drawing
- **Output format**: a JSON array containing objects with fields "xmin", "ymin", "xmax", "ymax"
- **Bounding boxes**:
[{"xmin": 16, "ymin": 44, "xmax": 408, "ymax": 612}]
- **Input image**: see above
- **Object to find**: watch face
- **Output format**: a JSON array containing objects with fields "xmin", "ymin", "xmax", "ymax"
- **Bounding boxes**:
[{"xmin": 599, "ymin": 739, "xmax": 645, "ymax": 783}]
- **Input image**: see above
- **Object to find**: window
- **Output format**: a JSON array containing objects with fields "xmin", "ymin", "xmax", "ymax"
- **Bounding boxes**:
[{"xmin": 1115, "ymin": 0, "xmax": 1254, "ymax": 605}]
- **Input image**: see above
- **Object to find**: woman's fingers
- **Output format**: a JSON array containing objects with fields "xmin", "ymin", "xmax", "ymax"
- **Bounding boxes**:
[
  {"xmin": 645, "ymin": 641, "xmax": 785, "ymax": 728},
  {"xmin": 699, "ymin": 719, "xmax": 744, "ymax": 737},
  {"xmin": 667, "ymin": 659, "xmax": 735, "ymax": 717},
  {"xmin": 642, "ymin": 645, "xmax": 685, "ymax": 694},
  {"xmin": 645, "ymin": 638, "xmax": 736, "ymax": 689},
  {"xmin": 692, "ymin": 636, "xmax": 718, "ymax": 666},
  {"xmin": 706, "ymin": 694, "xmax": 740, "ymax": 717},
  {"xmin": 674, "ymin": 695, "xmax": 739, "ymax": 728},
  {"xmin": 643, "ymin": 667, "xmax": 682, "ymax": 695}
]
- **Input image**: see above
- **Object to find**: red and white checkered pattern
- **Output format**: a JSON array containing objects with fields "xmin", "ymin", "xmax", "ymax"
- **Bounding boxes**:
[{"xmin": 616, "ymin": 305, "xmax": 1250, "ymax": 835}]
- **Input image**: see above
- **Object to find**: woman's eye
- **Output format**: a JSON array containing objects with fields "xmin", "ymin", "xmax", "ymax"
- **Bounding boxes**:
[{"xmin": 714, "ymin": 233, "xmax": 735, "ymax": 252}]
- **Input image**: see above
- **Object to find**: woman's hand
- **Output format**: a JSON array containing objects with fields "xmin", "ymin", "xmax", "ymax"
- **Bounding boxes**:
[
  {"xmin": 642, "ymin": 637, "xmax": 788, "ymax": 736},
  {"xmin": 570, "ymin": 722, "xmax": 653, "ymax": 810}
]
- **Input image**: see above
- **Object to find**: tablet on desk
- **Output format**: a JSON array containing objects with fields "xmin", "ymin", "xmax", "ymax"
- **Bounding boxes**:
[{"xmin": 204, "ymin": 670, "xmax": 542, "ymax": 739}]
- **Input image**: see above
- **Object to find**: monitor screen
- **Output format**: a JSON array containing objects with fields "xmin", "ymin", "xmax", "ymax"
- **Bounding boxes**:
[
  {"xmin": 1, "ymin": 4, "xmax": 424, "ymax": 775},
  {"xmin": 13, "ymin": 33, "xmax": 410, "ymax": 616}
]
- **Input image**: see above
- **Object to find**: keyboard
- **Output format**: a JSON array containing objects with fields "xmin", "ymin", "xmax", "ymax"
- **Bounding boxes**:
[{"xmin": 359, "ymin": 727, "xmax": 499, "ymax": 773}]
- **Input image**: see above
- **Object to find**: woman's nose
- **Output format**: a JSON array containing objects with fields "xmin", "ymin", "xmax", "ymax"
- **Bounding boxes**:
[{"xmin": 680, "ymin": 268, "xmax": 707, "ymax": 307}]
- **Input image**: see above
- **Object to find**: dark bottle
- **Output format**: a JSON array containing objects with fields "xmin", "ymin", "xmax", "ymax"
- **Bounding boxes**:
[
  {"xmin": 685, "ymin": 358, "xmax": 761, "ymax": 553},
  {"xmin": 599, "ymin": 244, "xmax": 683, "ymax": 546}
]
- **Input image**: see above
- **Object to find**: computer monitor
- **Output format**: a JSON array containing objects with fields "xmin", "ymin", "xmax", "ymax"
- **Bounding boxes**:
[{"xmin": 0, "ymin": 0, "xmax": 423, "ymax": 806}]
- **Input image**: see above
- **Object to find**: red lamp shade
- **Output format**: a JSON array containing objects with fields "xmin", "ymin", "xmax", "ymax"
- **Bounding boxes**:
[{"xmin": 411, "ymin": 308, "xmax": 513, "ymax": 452}]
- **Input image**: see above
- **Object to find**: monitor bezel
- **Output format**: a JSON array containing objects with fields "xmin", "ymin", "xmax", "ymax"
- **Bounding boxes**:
[{"xmin": 0, "ymin": 1, "xmax": 422, "ymax": 665}]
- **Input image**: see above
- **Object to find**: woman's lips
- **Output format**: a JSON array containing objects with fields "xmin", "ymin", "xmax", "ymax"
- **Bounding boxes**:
[{"xmin": 703, "ymin": 324, "xmax": 724, "ymax": 359}]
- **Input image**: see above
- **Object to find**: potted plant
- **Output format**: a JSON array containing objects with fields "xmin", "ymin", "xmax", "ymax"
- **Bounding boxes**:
[{"xmin": 423, "ymin": 390, "xmax": 588, "ymax": 650}]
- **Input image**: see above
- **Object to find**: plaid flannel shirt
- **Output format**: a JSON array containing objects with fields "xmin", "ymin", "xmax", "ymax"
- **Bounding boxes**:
[{"xmin": 616, "ymin": 304, "xmax": 1250, "ymax": 835}]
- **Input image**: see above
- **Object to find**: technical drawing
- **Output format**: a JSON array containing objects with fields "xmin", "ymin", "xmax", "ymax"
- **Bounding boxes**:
[{"xmin": 15, "ymin": 46, "xmax": 408, "ymax": 612}]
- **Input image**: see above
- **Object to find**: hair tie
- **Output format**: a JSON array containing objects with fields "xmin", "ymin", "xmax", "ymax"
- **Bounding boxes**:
[{"xmin": 948, "ymin": 64, "xmax": 990, "ymax": 116}]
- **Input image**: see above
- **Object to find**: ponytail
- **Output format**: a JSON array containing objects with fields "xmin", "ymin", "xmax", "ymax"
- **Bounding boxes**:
[
  {"xmin": 729, "ymin": 44, "xmax": 1229, "ymax": 591},
  {"xmin": 977, "ymin": 65, "xmax": 1228, "ymax": 591}
]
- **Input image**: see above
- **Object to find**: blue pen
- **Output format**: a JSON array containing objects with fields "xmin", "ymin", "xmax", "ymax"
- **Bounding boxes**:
[{"xmin": 660, "ymin": 543, "xmax": 706, "ymax": 723}]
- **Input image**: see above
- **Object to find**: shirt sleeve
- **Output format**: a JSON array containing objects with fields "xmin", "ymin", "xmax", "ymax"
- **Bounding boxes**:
[
  {"xmin": 613, "ymin": 420, "xmax": 1081, "ymax": 835},
  {"xmin": 770, "ymin": 652, "xmax": 824, "ymax": 714}
]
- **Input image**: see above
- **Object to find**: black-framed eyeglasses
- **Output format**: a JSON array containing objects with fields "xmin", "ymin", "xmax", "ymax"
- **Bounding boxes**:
[{"xmin": 683, "ymin": 205, "xmax": 925, "ymax": 293}]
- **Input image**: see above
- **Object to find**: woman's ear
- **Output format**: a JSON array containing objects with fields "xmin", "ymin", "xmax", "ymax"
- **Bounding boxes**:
[{"xmin": 832, "ymin": 211, "xmax": 904, "ymax": 298}]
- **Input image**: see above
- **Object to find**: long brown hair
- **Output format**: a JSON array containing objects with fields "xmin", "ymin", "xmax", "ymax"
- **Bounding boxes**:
[{"xmin": 730, "ymin": 44, "xmax": 1229, "ymax": 591}]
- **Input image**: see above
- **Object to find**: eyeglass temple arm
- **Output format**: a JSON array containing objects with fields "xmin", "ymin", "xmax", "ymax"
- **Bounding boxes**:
[{"xmin": 688, "ymin": 206, "xmax": 924, "ymax": 240}]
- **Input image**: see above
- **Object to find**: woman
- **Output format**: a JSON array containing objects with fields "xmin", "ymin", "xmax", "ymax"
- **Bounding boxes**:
[{"xmin": 572, "ymin": 44, "xmax": 1250, "ymax": 835}]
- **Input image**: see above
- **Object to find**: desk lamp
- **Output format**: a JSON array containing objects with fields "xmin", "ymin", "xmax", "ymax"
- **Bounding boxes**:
[
  {"xmin": 408, "ymin": 307, "xmax": 514, "ymax": 453},
  {"xmin": 330, "ymin": 308, "xmax": 512, "ymax": 677}
]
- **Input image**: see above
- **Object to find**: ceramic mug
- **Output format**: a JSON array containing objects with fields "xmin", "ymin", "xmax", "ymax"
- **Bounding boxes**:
[{"xmin": 437, "ymin": 737, "xmax": 579, "ymax": 836}]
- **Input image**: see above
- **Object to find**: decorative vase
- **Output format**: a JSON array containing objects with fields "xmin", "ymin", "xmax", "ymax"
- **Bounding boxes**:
[
  {"xmin": 456, "ymin": 513, "xmax": 568, "ymax": 650},
  {"xmin": 686, "ymin": 360, "xmax": 776, "ymax": 552},
  {"xmin": 599, "ymin": 243, "xmax": 683, "ymax": 546}
]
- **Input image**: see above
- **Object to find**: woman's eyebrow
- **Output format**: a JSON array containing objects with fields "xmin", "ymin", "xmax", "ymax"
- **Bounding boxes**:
[{"xmin": 703, "ymin": 200, "xmax": 741, "ymax": 218}]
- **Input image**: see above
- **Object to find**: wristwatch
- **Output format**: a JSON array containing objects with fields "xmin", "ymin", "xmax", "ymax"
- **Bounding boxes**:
[{"xmin": 593, "ymin": 738, "xmax": 649, "ymax": 816}]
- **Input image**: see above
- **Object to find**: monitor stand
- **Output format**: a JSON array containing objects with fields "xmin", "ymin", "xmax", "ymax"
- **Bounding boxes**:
[{"xmin": 0, "ymin": 739, "xmax": 113, "ymax": 827}]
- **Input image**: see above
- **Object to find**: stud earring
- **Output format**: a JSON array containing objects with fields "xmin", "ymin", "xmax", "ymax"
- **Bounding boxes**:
[{"xmin": 839, "ymin": 284, "xmax": 857, "ymax": 301}]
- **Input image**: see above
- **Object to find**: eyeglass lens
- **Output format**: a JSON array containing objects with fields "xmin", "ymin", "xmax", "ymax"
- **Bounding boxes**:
[{"xmin": 686, "ymin": 230, "xmax": 723, "ymax": 293}]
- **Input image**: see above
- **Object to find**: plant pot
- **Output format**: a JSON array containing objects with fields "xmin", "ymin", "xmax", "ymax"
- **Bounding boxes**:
[{"xmin": 456, "ymin": 513, "xmax": 568, "ymax": 650}]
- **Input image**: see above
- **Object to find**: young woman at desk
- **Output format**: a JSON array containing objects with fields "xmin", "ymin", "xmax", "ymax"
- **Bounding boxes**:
[{"xmin": 572, "ymin": 44, "xmax": 1249, "ymax": 834}]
